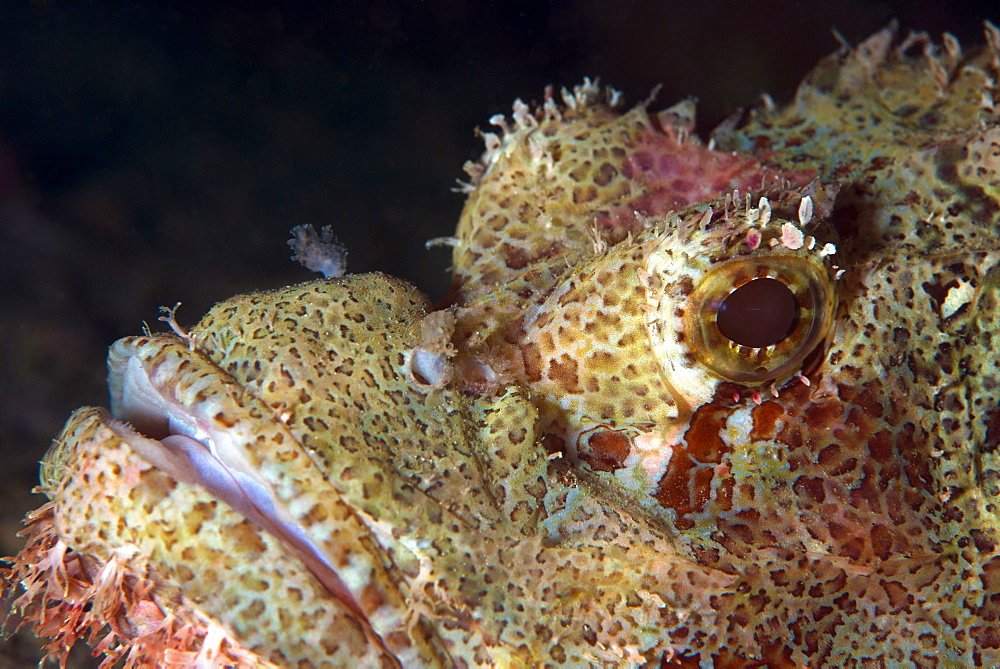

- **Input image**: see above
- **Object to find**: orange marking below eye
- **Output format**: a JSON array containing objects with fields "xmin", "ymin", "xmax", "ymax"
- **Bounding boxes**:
[
  {"xmin": 750, "ymin": 400, "xmax": 784, "ymax": 440},
  {"xmin": 581, "ymin": 429, "xmax": 632, "ymax": 472},
  {"xmin": 654, "ymin": 403, "xmax": 732, "ymax": 528}
]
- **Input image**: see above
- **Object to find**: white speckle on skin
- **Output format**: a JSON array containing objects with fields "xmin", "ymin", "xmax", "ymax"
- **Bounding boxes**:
[
  {"xmin": 941, "ymin": 279, "xmax": 975, "ymax": 319},
  {"xmin": 722, "ymin": 407, "xmax": 754, "ymax": 445},
  {"xmin": 405, "ymin": 348, "xmax": 453, "ymax": 391},
  {"xmin": 627, "ymin": 428, "xmax": 682, "ymax": 490}
]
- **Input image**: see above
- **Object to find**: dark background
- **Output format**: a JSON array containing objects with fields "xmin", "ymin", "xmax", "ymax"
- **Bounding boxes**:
[{"xmin": 1, "ymin": 1, "xmax": 995, "ymax": 665}]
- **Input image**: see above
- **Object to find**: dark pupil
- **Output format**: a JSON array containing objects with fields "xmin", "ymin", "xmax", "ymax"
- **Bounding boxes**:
[{"xmin": 716, "ymin": 278, "xmax": 797, "ymax": 348}]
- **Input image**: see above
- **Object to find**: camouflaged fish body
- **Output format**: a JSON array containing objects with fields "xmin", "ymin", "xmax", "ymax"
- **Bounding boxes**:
[{"xmin": 5, "ymin": 23, "xmax": 1000, "ymax": 668}]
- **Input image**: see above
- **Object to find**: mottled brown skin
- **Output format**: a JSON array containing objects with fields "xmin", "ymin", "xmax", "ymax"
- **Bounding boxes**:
[
  {"xmin": 5, "ymin": 275, "xmax": 739, "ymax": 666},
  {"xmin": 6, "ymin": 24, "xmax": 1000, "ymax": 668},
  {"xmin": 684, "ymin": 26, "xmax": 1000, "ymax": 665},
  {"xmin": 443, "ymin": 26, "xmax": 1000, "ymax": 666}
]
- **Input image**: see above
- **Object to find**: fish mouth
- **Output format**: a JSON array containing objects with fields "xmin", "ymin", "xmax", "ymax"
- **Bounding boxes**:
[{"xmin": 104, "ymin": 336, "xmax": 373, "ymax": 627}]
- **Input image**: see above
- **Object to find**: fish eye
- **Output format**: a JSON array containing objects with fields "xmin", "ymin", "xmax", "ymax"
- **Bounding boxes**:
[
  {"xmin": 716, "ymin": 278, "xmax": 798, "ymax": 349},
  {"xmin": 685, "ymin": 256, "xmax": 834, "ymax": 384}
]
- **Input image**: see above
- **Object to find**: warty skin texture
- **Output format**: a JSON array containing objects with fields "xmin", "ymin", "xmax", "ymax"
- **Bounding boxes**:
[{"xmin": 5, "ymin": 23, "xmax": 1000, "ymax": 667}]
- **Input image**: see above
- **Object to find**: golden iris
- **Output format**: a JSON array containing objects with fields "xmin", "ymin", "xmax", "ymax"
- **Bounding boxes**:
[{"xmin": 685, "ymin": 255, "xmax": 835, "ymax": 384}]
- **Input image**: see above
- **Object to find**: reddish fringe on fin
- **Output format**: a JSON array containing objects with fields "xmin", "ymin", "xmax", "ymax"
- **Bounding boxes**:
[{"xmin": 1, "ymin": 502, "xmax": 274, "ymax": 668}]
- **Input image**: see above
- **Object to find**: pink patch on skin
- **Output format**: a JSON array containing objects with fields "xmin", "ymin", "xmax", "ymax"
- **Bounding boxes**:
[
  {"xmin": 747, "ymin": 229, "xmax": 762, "ymax": 249},
  {"xmin": 593, "ymin": 125, "xmax": 815, "ymax": 239},
  {"xmin": 615, "ymin": 129, "xmax": 815, "ymax": 229}
]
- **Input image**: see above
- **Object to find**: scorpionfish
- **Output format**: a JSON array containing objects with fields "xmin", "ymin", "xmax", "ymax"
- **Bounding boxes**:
[{"xmin": 4, "ymin": 22, "xmax": 1000, "ymax": 668}]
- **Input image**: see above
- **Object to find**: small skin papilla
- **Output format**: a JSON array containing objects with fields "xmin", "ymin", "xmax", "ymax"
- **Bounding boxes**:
[{"xmin": 158, "ymin": 302, "xmax": 199, "ymax": 351}]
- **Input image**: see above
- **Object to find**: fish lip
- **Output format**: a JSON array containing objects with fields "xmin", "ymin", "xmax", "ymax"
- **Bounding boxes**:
[{"xmin": 104, "ymin": 336, "xmax": 374, "ymax": 626}]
